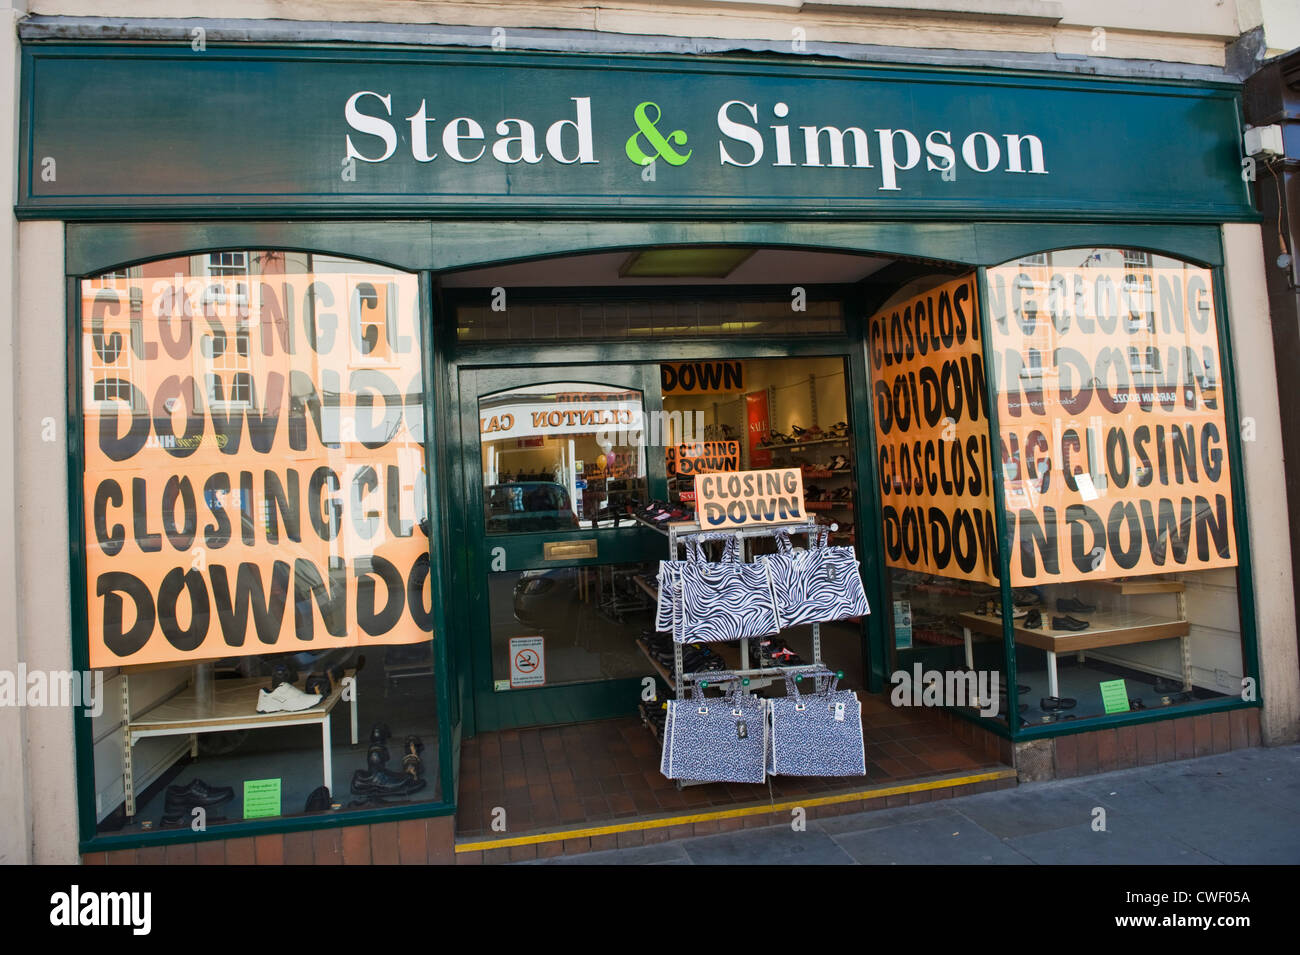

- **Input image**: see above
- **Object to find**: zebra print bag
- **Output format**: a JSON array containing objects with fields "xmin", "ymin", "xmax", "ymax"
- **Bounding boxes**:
[
  {"xmin": 676, "ymin": 541, "xmax": 781, "ymax": 644},
  {"xmin": 655, "ymin": 537, "xmax": 738, "ymax": 634},
  {"xmin": 664, "ymin": 679, "xmax": 768, "ymax": 783},
  {"xmin": 761, "ymin": 529, "xmax": 870, "ymax": 627},
  {"xmin": 769, "ymin": 671, "xmax": 866, "ymax": 777}
]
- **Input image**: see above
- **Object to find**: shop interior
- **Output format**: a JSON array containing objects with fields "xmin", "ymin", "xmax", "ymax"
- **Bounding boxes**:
[
  {"xmin": 447, "ymin": 246, "xmax": 1006, "ymax": 838},
  {"xmin": 476, "ymin": 357, "xmax": 866, "ymax": 696}
]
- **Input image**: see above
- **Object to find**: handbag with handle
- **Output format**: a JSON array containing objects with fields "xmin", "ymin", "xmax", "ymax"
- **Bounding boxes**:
[
  {"xmin": 664, "ymin": 676, "xmax": 769, "ymax": 783},
  {"xmin": 676, "ymin": 537, "xmax": 781, "ymax": 644},
  {"xmin": 761, "ymin": 528, "xmax": 870, "ymax": 627},
  {"xmin": 769, "ymin": 670, "xmax": 866, "ymax": 777},
  {"xmin": 655, "ymin": 536, "xmax": 739, "ymax": 635}
]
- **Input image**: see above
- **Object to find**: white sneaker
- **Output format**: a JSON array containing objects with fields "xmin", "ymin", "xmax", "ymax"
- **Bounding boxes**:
[{"xmin": 257, "ymin": 682, "xmax": 323, "ymax": 713}]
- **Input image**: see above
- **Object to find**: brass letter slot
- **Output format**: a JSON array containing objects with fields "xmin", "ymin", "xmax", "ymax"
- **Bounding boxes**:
[{"xmin": 543, "ymin": 539, "xmax": 598, "ymax": 561}]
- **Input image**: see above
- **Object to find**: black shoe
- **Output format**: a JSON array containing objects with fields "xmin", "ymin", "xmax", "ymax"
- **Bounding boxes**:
[
  {"xmin": 267, "ymin": 662, "xmax": 298, "ymax": 690},
  {"xmin": 1056, "ymin": 597, "xmax": 1095, "ymax": 614},
  {"xmin": 165, "ymin": 778, "xmax": 234, "ymax": 807},
  {"xmin": 304, "ymin": 672, "xmax": 332, "ymax": 697},
  {"xmin": 1040, "ymin": 696, "xmax": 1077, "ymax": 711},
  {"xmin": 351, "ymin": 767, "xmax": 427, "ymax": 796},
  {"xmin": 1051, "ymin": 615, "xmax": 1090, "ymax": 631},
  {"xmin": 1024, "ymin": 610, "xmax": 1042, "ymax": 629}
]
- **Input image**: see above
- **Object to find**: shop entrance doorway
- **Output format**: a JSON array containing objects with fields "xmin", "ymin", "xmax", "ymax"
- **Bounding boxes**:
[
  {"xmin": 459, "ymin": 364, "xmax": 669, "ymax": 731},
  {"xmin": 458, "ymin": 355, "xmax": 870, "ymax": 733}
]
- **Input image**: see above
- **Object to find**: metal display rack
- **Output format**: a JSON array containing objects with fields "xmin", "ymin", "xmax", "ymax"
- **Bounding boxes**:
[{"xmin": 636, "ymin": 513, "xmax": 839, "ymax": 697}]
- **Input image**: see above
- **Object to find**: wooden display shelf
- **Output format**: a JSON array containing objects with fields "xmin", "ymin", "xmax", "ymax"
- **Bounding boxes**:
[
  {"xmin": 635, "ymin": 636, "xmax": 741, "ymax": 685},
  {"xmin": 1092, "ymin": 578, "xmax": 1185, "ymax": 595},
  {"xmin": 959, "ymin": 609, "xmax": 1189, "ymax": 653},
  {"xmin": 764, "ymin": 436, "xmax": 850, "ymax": 452},
  {"xmin": 123, "ymin": 669, "xmax": 359, "ymax": 817},
  {"xmin": 958, "ymin": 609, "xmax": 1191, "ymax": 699},
  {"xmin": 635, "ymin": 637, "xmax": 676, "ymax": 685}
]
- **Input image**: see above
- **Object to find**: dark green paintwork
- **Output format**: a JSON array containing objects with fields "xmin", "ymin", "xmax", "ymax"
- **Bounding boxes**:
[
  {"xmin": 63, "ymin": 221, "xmax": 1230, "ymax": 278},
  {"xmin": 22, "ymin": 44, "xmax": 1254, "ymax": 222}
]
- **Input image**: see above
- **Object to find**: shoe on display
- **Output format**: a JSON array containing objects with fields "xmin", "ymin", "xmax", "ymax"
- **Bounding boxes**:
[
  {"xmin": 256, "ymin": 682, "xmax": 323, "ymax": 713},
  {"xmin": 351, "ymin": 767, "xmax": 427, "ymax": 797},
  {"xmin": 1040, "ymin": 696, "xmax": 1077, "ymax": 711},
  {"xmin": 1051, "ymin": 614, "xmax": 1090, "ymax": 631},
  {"xmin": 165, "ymin": 778, "xmax": 235, "ymax": 807},
  {"xmin": 267, "ymin": 662, "xmax": 298, "ymax": 690},
  {"xmin": 304, "ymin": 672, "xmax": 332, "ymax": 697},
  {"xmin": 1055, "ymin": 596, "xmax": 1096, "ymax": 614}
]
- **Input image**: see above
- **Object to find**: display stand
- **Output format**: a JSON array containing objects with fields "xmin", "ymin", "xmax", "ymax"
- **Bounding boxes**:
[
  {"xmin": 634, "ymin": 513, "xmax": 848, "ymax": 786},
  {"xmin": 633, "ymin": 512, "xmax": 840, "ymax": 690},
  {"xmin": 958, "ymin": 578, "xmax": 1191, "ymax": 699},
  {"xmin": 120, "ymin": 669, "xmax": 359, "ymax": 818}
]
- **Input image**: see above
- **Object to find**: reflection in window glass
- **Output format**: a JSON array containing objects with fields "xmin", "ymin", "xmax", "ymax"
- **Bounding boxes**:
[
  {"xmin": 986, "ymin": 249, "xmax": 1244, "ymax": 725},
  {"xmin": 80, "ymin": 251, "xmax": 440, "ymax": 836},
  {"xmin": 479, "ymin": 383, "xmax": 648, "ymax": 532}
]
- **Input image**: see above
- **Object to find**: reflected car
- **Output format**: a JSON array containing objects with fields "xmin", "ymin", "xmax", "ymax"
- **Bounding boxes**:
[
  {"xmin": 512, "ymin": 568, "xmax": 577, "ymax": 630},
  {"xmin": 485, "ymin": 482, "xmax": 580, "ymax": 532}
]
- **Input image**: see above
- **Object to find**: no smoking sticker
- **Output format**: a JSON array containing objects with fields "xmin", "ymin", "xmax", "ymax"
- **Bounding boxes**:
[{"xmin": 509, "ymin": 636, "xmax": 546, "ymax": 688}]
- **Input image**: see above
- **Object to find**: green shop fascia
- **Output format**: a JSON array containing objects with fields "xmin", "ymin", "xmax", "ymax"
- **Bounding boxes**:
[{"xmin": 15, "ymin": 40, "xmax": 1262, "ymax": 850}]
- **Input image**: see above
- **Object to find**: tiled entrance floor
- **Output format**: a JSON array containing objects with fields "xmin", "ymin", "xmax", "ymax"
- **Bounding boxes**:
[{"xmin": 456, "ymin": 694, "xmax": 1004, "ymax": 838}]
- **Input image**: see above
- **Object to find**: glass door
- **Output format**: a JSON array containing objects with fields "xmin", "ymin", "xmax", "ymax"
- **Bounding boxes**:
[{"xmin": 459, "ymin": 365, "xmax": 668, "ymax": 730}]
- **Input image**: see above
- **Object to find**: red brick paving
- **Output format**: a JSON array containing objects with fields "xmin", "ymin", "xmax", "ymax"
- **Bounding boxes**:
[{"xmin": 455, "ymin": 693, "xmax": 1003, "ymax": 838}]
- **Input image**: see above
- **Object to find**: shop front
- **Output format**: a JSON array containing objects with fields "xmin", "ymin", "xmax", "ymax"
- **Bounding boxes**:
[{"xmin": 16, "ymin": 39, "xmax": 1270, "ymax": 861}]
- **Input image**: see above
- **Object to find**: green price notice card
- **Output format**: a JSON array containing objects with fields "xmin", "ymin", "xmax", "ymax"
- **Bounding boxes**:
[
  {"xmin": 243, "ymin": 778, "xmax": 282, "ymax": 819},
  {"xmin": 1099, "ymin": 679, "xmax": 1130, "ymax": 714}
]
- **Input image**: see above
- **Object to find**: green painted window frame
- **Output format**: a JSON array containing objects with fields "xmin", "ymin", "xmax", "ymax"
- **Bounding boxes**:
[
  {"xmin": 964, "ymin": 245, "xmax": 1262, "ymax": 744},
  {"xmin": 67, "ymin": 254, "xmax": 458, "ymax": 856}
]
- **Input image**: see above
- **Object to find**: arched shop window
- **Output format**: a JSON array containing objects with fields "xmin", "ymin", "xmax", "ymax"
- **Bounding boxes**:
[
  {"xmin": 78, "ymin": 251, "xmax": 439, "ymax": 835},
  {"xmin": 871, "ymin": 252, "xmax": 1249, "ymax": 729},
  {"xmin": 987, "ymin": 249, "xmax": 1245, "ymax": 725}
]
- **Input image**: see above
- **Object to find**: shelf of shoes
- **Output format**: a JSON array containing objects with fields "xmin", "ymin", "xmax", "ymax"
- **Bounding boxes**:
[
  {"xmin": 959, "ymin": 609, "xmax": 1192, "ymax": 699},
  {"xmin": 762, "ymin": 436, "xmax": 851, "ymax": 452},
  {"xmin": 122, "ymin": 668, "xmax": 359, "ymax": 817}
]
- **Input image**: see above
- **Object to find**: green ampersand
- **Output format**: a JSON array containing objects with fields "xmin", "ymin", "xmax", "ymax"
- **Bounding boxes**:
[{"xmin": 625, "ymin": 102, "xmax": 692, "ymax": 167}]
